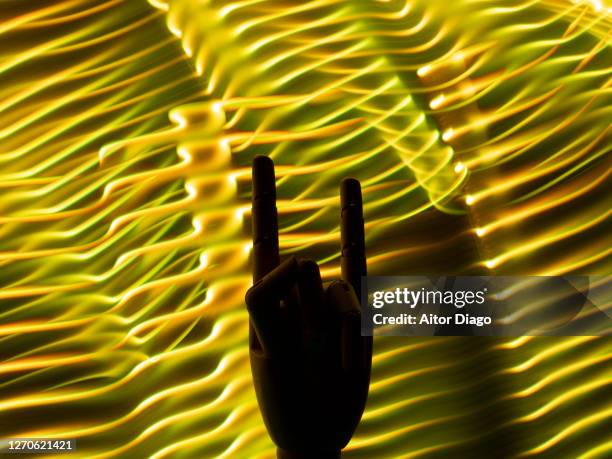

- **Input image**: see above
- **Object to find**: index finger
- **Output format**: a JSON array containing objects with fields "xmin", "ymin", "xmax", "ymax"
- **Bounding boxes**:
[
  {"xmin": 340, "ymin": 178, "xmax": 366, "ymax": 302},
  {"xmin": 252, "ymin": 155, "xmax": 280, "ymax": 282}
]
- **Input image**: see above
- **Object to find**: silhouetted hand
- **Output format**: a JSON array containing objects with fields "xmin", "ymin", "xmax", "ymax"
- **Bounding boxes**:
[{"xmin": 246, "ymin": 156, "xmax": 372, "ymax": 459}]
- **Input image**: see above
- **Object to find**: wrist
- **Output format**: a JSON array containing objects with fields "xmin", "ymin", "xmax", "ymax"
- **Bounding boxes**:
[{"xmin": 277, "ymin": 447, "xmax": 341, "ymax": 459}]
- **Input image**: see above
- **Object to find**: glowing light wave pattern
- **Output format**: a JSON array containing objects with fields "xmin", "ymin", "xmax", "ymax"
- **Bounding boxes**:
[{"xmin": 0, "ymin": 0, "xmax": 610, "ymax": 458}]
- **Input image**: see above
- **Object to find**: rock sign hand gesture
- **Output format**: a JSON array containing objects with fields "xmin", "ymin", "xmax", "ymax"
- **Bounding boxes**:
[{"xmin": 245, "ymin": 156, "xmax": 372, "ymax": 459}]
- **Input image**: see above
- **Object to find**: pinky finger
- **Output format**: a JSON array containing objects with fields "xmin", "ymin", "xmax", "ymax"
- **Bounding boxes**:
[{"xmin": 326, "ymin": 280, "xmax": 365, "ymax": 371}]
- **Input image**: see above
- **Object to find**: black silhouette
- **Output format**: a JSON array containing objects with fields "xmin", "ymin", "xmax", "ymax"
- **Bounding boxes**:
[{"xmin": 246, "ymin": 156, "xmax": 372, "ymax": 459}]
